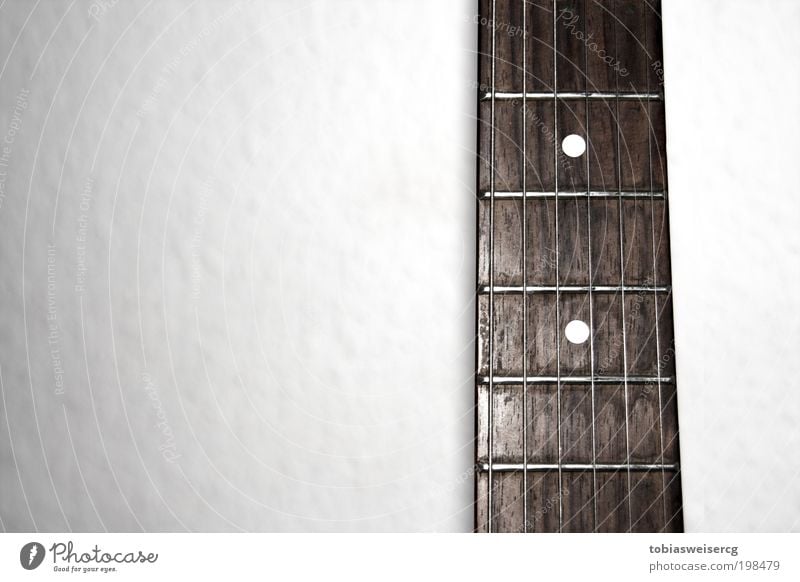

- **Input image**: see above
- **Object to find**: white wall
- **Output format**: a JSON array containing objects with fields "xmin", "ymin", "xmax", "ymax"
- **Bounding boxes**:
[
  {"xmin": 0, "ymin": 0, "xmax": 798, "ymax": 532},
  {"xmin": 0, "ymin": 0, "xmax": 476, "ymax": 532},
  {"xmin": 664, "ymin": 0, "xmax": 800, "ymax": 531}
]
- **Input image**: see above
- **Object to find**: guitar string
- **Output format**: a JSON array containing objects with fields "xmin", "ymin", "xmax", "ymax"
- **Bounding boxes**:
[
  {"xmin": 522, "ymin": 0, "xmax": 529, "ymax": 534},
  {"xmin": 583, "ymin": 0, "xmax": 599, "ymax": 532},
  {"xmin": 552, "ymin": 0, "xmax": 564, "ymax": 533},
  {"xmin": 487, "ymin": 0, "xmax": 497, "ymax": 534},
  {"xmin": 612, "ymin": 0, "xmax": 635, "ymax": 532}
]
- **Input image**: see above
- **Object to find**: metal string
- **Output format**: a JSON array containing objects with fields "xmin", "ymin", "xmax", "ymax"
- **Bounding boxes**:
[
  {"xmin": 613, "ymin": 0, "xmax": 634, "ymax": 532},
  {"xmin": 487, "ymin": 0, "xmax": 497, "ymax": 534},
  {"xmin": 583, "ymin": 0, "xmax": 599, "ymax": 532},
  {"xmin": 522, "ymin": 0, "xmax": 529, "ymax": 534},
  {"xmin": 552, "ymin": 0, "xmax": 564, "ymax": 533}
]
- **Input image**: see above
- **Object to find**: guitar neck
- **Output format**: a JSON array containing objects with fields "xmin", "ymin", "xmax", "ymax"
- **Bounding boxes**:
[{"xmin": 475, "ymin": 0, "xmax": 683, "ymax": 533}]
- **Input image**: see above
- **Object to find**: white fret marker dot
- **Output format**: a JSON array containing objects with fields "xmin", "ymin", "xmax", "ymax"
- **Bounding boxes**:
[
  {"xmin": 562, "ymin": 134, "xmax": 586, "ymax": 158},
  {"xmin": 565, "ymin": 320, "xmax": 590, "ymax": 344}
]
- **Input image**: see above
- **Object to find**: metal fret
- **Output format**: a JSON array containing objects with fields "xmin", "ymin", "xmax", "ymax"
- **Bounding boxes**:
[
  {"xmin": 479, "ymin": 463, "xmax": 679, "ymax": 473},
  {"xmin": 480, "ymin": 190, "xmax": 666, "ymax": 199},
  {"xmin": 478, "ymin": 376, "xmax": 675, "ymax": 385},
  {"xmin": 480, "ymin": 285, "xmax": 670, "ymax": 294},
  {"xmin": 481, "ymin": 91, "xmax": 663, "ymax": 101}
]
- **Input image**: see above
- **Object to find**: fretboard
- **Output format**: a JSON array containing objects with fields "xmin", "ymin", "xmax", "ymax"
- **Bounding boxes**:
[{"xmin": 475, "ymin": 0, "xmax": 683, "ymax": 533}]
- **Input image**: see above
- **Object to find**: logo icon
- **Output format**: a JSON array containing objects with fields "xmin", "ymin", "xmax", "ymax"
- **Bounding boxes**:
[{"xmin": 20, "ymin": 542, "xmax": 45, "ymax": 570}]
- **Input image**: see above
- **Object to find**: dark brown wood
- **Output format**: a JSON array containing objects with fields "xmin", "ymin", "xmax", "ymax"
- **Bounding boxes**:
[{"xmin": 475, "ymin": 0, "xmax": 682, "ymax": 533}]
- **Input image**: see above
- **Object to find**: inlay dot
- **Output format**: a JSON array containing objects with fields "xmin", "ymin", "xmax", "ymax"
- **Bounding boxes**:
[
  {"xmin": 565, "ymin": 320, "xmax": 590, "ymax": 344},
  {"xmin": 562, "ymin": 134, "xmax": 586, "ymax": 158}
]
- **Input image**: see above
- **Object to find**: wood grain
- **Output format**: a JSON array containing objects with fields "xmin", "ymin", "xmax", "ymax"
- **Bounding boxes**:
[{"xmin": 475, "ymin": 0, "xmax": 682, "ymax": 532}]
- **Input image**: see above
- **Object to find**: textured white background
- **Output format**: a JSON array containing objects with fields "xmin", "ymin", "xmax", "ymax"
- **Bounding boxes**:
[
  {"xmin": 0, "ymin": 0, "xmax": 798, "ymax": 532},
  {"xmin": 665, "ymin": 0, "xmax": 800, "ymax": 532}
]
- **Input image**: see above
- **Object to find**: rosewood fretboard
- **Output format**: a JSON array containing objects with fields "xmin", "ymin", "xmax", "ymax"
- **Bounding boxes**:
[{"xmin": 475, "ymin": 0, "xmax": 683, "ymax": 533}]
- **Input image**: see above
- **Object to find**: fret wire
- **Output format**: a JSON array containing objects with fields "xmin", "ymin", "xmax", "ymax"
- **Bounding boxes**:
[
  {"xmin": 479, "ymin": 463, "xmax": 680, "ymax": 473},
  {"xmin": 552, "ymin": 0, "xmax": 563, "ymax": 533},
  {"xmin": 478, "ymin": 375, "xmax": 675, "ymax": 385},
  {"xmin": 583, "ymin": 0, "xmax": 598, "ymax": 533},
  {"xmin": 487, "ymin": 0, "xmax": 496, "ymax": 535},
  {"xmin": 481, "ymin": 190, "xmax": 666, "ymax": 199},
  {"xmin": 480, "ymin": 285, "xmax": 671, "ymax": 294},
  {"xmin": 482, "ymin": 91, "xmax": 663, "ymax": 101},
  {"xmin": 645, "ymin": 4, "xmax": 669, "ymax": 531},
  {"xmin": 613, "ymin": 0, "xmax": 634, "ymax": 532},
  {"xmin": 521, "ymin": 0, "xmax": 529, "ymax": 533}
]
